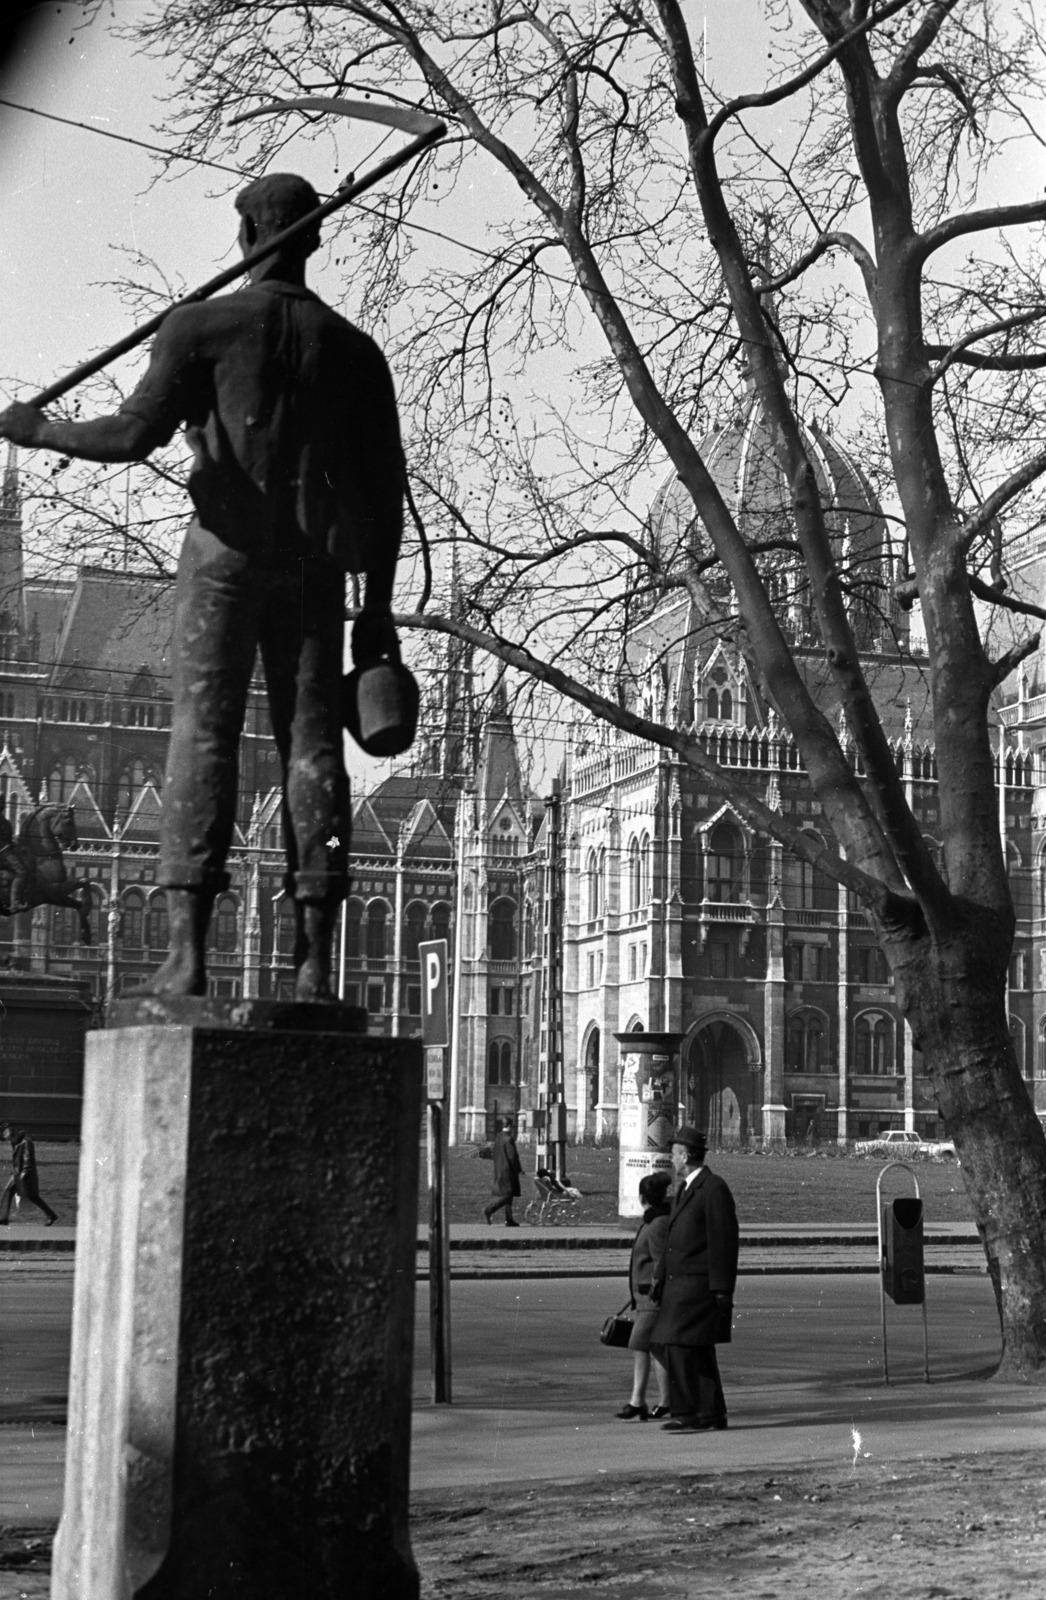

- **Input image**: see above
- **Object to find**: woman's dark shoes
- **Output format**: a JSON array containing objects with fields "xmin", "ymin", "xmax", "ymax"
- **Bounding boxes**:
[
  {"xmin": 649, "ymin": 1405, "xmax": 671, "ymax": 1420},
  {"xmin": 615, "ymin": 1403, "xmax": 649, "ymax": 1421},
  {"xmin": 482, "ymin": 1207, "xmax": 492, "ymax": 1225},
  {"xmin": 505, "ymin": 1219, "xmax": 520, "ymax": 1227},
  {"xmin": 661, "ymin": 1415, "xmax": 727, "ymax": 1432}
]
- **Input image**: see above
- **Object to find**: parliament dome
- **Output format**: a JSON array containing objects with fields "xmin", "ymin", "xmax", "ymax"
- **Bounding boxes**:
[{"xmin": 647, "ymin": 397, "xmax": 895, "ymax": 649}]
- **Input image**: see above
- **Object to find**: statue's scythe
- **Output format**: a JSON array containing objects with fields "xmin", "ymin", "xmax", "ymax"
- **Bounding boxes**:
[{"xmin": 29, "ymin": 98, "xmax": 447, "ymax": 409}]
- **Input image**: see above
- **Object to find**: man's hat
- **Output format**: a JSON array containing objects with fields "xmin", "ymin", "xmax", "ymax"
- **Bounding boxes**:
[
  {"xmin": 668, "ymin": 1125, "xmax": 707, "ymax": 1153},
  {"xmin": 235, "ymin": 172, "xmax": 321, "ymax": 235}
]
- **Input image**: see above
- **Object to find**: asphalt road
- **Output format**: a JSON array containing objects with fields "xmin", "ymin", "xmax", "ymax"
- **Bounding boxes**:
[{"xmin": 1, "ymin": 1260, "xmax": 1003, "ymax": 1426}]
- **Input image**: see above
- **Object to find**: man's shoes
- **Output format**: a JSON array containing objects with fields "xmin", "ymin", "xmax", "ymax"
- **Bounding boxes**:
[
  {"xmin": 649, "ymin": 1405, "xmax": 671, "ymax": 1419},
  {"xmin": 0, "ymin": 1218, "xmax": 8, "ymax": 1226},
  {"xmin": 661, "ymin": 1415, "xmax": 727, "ymax": 1433},
  {"xmin": 482, "ymin": 1207, "xmax": 492, "ymax": 1225},
  {"xmin": 45, "ymin": 1215, "xmax": 57, "ymax": 1227},
  {"xmin": 615, "ymin": 1403, "xmax": 649, "ymax": 1421},
  {"xmin": 505, "ymin": 1219, "xmax": 520, "ymax": 1227}
]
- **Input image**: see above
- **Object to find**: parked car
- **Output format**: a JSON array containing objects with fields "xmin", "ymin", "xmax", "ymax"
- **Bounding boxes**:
[{"xmin": 854, "ymin": 1129, "xmax": 958, "ymax": 1159}]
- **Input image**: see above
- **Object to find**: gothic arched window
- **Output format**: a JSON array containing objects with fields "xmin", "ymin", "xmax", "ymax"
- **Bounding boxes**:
[
  {"xmin": 431, "ymin": 902, "xmax": 451, "ymax": 946},
  {"xmin": 146, "ymin": 892, "xmax": 169, "ymax": 952},
  {"xmin": 403, "ymin": 901, "xmax": 427, "ymax": 964},
  {"xmin": 706, "ymin": 822, "xmax": 742, "ymax": 903},
  {"xmin": 627, "ymin": 837, "xmax": 641, "ymax": 911},
  {"xmin": 122, "ymin": 890, "xmax": 144, "ymax": 949},
  {"xmin": 489, "ymin": 898, "xmax": 517, "ymax": 962},
  {"xmin": 210, "ymin": 893, "xmax": 238, "ymax": 953},
  {"xmin": 366, "ymin": 900, "xmax": 389, "ymax": 962},
  {"xmin": 344, "ymin": 898, "xmax": 363, "ymax": 959},
  {"xmin": 487, "ymin": 1039, "xmax": 513, "ymax": 1085},
  {"xmin": 117, "ymin": 758, "xmax": 152, "ymax": 810},
  {"xmin": 49, "ymin": 755, "xmax": 78, "ymax": 802},
  {"xmin": 786, "ymin": 1010, "xmax": 827, "ymax": 1072},
  {"xmin": 855, "ymin": 1012, "xmax": 894, "ymax": 1076},
  {"xmin": 276, "ymin": 896, "xmax": 296, "ymax": 958}
]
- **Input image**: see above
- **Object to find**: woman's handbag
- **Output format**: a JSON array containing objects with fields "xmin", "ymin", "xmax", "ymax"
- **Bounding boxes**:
[{"xmin": 599, "ymin": 1300, "xmax": 635, "ymax": 1348}]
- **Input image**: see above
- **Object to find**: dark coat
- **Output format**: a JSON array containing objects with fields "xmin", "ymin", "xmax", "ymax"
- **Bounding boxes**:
[
  {"xmin": 491, "ymin": 1131, "xmax": 522, "ymax": 1198},
  {"xmin": 651, "ymin": 1165, "xmax": 739, "ymax": 1347},
  {"xmin": 13, "ymin": 1135, "xmax": 37, "ymax": 1184},
  {"xmin": 629, "ymin": 1206, "xmax": 671, "ymax": 1311}
]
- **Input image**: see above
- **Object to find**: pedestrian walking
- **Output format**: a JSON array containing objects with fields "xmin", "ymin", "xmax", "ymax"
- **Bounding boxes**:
[
  {"xmin": 0, "ymin": 1122, "xmax": 18, "ymax": 1223},
  {"xmin": 651, "ymin": 1126, "xmax": 738, "ymax": 1433},
  {"xmin": 483, "ymin": 1118, "xmax": 522, "ymax": 1227},
  {"xmin": 615, "ymin": 1170, "xmax": 673, "ymax": 1421},
  {"xmin": 0, "ymin": 1124, "xmax": 58, "ymax": 1226}
]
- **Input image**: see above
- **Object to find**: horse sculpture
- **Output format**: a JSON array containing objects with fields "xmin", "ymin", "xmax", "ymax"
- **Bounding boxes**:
[{"xmin": 0, "ymin": 803, "xmax": 92, "ymax": 943}]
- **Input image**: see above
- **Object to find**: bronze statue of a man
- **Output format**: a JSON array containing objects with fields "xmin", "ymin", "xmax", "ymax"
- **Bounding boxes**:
[{"xmin": 0, "ymin": 173, "xmax": 404, "ymax": 999}]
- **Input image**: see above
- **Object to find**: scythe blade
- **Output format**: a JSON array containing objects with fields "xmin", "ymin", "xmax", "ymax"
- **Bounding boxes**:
[
  {"xmin": 24, "ymin": 106, "xmax": 446, "ymax": 409},
  {"xmin": 229, "ymin": 96, "xmax": 445, "ymax": 139}
]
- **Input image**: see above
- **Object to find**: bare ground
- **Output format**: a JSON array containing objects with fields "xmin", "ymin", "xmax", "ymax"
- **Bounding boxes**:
[
  {"xmin": 4, "ymin": 1451, "xmax": 1042, "ymax": 1598},
  {"xmin": 411, "ymin": 1450, "xmax": 1046, "ymax": 1599}
]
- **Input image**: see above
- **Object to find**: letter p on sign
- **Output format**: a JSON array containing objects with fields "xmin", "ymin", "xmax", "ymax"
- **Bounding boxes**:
[{"xmin": 418, "ymin": 938, "xmax": 449, "ymax": 1047}]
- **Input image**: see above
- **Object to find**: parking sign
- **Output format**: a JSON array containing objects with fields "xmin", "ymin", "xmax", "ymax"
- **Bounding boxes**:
[{"xmin": 418, "ymin": 939, "xmax": 449, "ymax": 1047}]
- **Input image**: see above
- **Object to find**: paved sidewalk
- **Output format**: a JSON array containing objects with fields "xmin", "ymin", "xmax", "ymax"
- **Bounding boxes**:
[
  {"xmin": 6, "ymin": 1374, "xmax": 1038, "ymax": 1521},
  {"xmin": 0, "ymin": 1220, "xmax": 986, "ymax": 1277},
  {"xmin": 415, "ymin": 1221, "xmax": 986, "ymax": 1278},
  {"xmin": 411, "ymin": 1382, "xmax": 1044, "ymax": 1491}
]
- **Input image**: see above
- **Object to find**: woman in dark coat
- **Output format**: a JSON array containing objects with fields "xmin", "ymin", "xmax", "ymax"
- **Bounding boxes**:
[
  {"xmin": 483, "ymin": 1118, "xmax": 522, "ymax": 1227},
  {"xmin": 615, "ymin": 1170, "xmax": 673, "ymax": 1420}
]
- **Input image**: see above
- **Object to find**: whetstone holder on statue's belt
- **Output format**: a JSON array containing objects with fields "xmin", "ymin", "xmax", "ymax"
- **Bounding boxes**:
[{"xmin": 52, "ymin": 995, "xmax": 424, "ymax": 1600}]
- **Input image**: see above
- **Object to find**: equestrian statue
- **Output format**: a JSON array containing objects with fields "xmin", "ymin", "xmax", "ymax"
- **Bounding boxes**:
[{"xmin": 0, "ymin": 801, "xmax": 91, "ymax": 941}]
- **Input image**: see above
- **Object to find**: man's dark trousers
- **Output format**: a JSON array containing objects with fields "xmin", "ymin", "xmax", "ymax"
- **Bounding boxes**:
[
  {"xmin": 0, "ymin": 1172, "xmax": 57, "ymax": 1224},
  {"xmin": 162, "ymin": 521, "xmax": 350, "ymax": 902},
  {"xmin": 663, "ymin": 1341, "xmax": 726, "ymax": 1421}
]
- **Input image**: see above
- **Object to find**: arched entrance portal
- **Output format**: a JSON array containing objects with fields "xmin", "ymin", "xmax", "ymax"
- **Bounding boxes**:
[{"xmin": 685, "ymin": 1016, "xmax": 760, "ymax": 1147}]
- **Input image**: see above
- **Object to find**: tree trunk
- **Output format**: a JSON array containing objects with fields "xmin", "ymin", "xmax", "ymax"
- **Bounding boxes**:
[{"xmin": 897, "ymin": 918, "xmax": 1046, "ymax": 1381}]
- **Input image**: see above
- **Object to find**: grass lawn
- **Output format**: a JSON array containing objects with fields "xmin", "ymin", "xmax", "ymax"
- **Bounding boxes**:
[
  {"xmin": 427, "ymin": 1141, "xmax": 975, "ymax": 1227},
  {"xmin": 18, "ymin": 1139, "xmax": 975, "ymax": 1231}
]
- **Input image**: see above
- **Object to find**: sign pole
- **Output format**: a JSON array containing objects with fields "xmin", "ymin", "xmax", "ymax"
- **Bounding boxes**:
[{"xmin": 419, "ymin": 940, "xmax": 452, "ymax": 1404}]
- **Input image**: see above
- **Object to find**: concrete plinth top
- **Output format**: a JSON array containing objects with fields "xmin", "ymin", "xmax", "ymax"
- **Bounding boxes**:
[{"xmin": 106, "ymin": 994, "xmax": 369, "ymax": 1034}]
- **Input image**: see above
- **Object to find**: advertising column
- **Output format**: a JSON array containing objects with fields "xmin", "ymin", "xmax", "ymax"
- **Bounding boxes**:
[{"xmin": 613, "ymin": 1031, "xmax": 684, "ymax": 1217}]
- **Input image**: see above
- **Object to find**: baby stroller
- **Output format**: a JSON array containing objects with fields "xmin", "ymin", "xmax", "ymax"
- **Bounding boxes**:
[{"xmin": 524, "ymin": 1166, "xmax": 582, "ymax": 1225}]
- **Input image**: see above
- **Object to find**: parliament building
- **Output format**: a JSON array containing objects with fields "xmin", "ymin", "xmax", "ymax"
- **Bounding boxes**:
[{"xmin": 0, "ymin": 415, "xmax": 1042, "ymax": 1146}]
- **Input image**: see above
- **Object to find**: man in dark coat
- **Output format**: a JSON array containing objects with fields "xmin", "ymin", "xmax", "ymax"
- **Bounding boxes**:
[
  {"xmin": 0, "ymin": 1124, "xmax": 58, "ymax": 1226},
  {"xmin": 484, "ymin": 1118, "xmax": 523, "ymax": 1227},
  {"xmin": 650, "ymin": 1125, "xmax": 738, "ymax": 1432},
  {"xmin": 0, "ymin": 172, "xmax": 404, "ymax": 1001}
]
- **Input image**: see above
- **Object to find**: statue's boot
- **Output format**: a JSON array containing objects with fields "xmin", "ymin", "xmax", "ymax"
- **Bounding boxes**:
[
  {"xmin": 8, "ymin": 872, "xmax": 29, "ymax": 914},
  {"xmin": 142, "ymin": 888, "xmax": 213, "ymax": 996},
  {"xmin": 294, "ymin": 900, "xmax": 339, "ymax": 1002}
]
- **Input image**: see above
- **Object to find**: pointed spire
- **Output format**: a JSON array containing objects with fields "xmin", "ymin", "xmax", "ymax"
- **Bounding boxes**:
[
  {"xmin": 2, "ymin": 444, "xmax": 17, "ymax": 521},
  {"xmin": 0, "ymin": 442, "xmax": 25, "ymax": 635}
]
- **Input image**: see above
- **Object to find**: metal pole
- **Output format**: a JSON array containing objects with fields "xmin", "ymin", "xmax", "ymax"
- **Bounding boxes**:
[
  {"xmin": 27, "ymin": 123, "xmax": 446, "ymax": 409},
  {"xmin": 338, "ymin": 900, "xmax": 347, "ymax": 1001},
  {"xmin": 428, "ymin": 1083, "xmax": 451, "ymax": 1403},
  {"xmin": 448, "ymin": 797, "xmax": 466, "ymax": 1146}
]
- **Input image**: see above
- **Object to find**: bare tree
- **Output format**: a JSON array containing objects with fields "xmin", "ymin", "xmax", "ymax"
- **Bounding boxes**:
[{"xmin": 66, "ymin": 0, "xmax": 1046, "ymax": 1376}]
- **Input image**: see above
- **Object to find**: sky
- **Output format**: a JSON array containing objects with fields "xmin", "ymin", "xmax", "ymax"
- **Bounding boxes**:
[{"xmin": 0, "ymin": 1, "xmax": 771, "ymax": 393}]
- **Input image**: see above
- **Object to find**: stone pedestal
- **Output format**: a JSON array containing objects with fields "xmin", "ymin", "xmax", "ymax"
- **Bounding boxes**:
[{"xmin": 52, "ymin": 997, "xmax": 423, "ymax": 1600}]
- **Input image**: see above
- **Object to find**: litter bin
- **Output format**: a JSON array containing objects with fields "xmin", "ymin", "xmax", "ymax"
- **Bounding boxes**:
[
  {"xmin": 876, "ymin": 1162, "xmax": 930, "ymax": 1383},
  {"xmin": 881, "ymin": 1195, "xmax": 925, "ymax": 1304}
]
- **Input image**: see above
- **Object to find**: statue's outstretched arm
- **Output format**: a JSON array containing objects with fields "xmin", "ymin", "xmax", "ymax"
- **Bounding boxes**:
[{"xmin": 0, "ymin": 401, "xmax": 158, "ymax": 463}]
